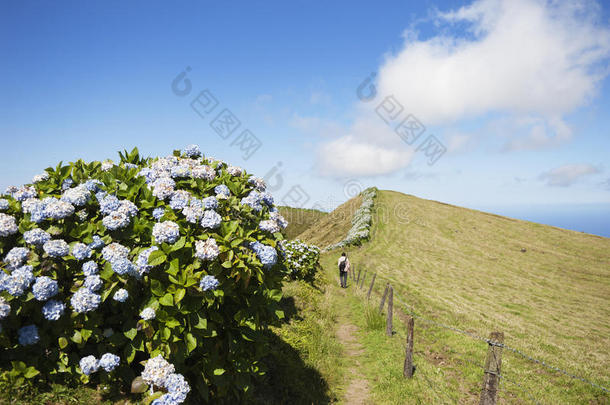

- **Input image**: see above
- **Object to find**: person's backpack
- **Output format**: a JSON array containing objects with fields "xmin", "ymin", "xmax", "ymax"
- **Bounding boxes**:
[{"xmin": 339, "ymin": 258, "xmax": 346, "ymax": 272}]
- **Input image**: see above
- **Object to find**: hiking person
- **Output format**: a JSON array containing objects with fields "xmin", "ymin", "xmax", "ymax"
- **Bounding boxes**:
[{"xmin": 338, "ymin": 252, "xmax": 350, "ymax": 288}]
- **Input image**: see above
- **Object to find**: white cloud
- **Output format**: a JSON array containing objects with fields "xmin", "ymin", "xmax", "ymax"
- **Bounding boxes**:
[
  {"xmin": 317, "ymin": 133, "xmax": 414, "ymax": 177},
  {"xmin": 379, "ymin": 0, "xmax": 610, "ymax": 125},
  {"xmin": 539, "ymin": 164, "xmax": 601, "ymax": 186},
  {"xmin": 316, "ymin": 0, "xmax": 610, "ymax": 176}
]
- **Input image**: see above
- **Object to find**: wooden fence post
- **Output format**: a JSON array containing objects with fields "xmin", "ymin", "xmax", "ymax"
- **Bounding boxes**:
[
  {"xmin": 379, "ymin": 283, "xmax": 389, "ymax": 313},
  {"xmin": 479, "ymin": 331, "xmax": 504, "ymax": 405},
  {"xmin": 359, "ymin": 270, "xmax": 367, "ymax": 289},
  {"xmin": 403, "ymin": 316, "xmax": 414, "ymax": 378},
  {"xmin": 385, "ymin": 286, "xmax": 393, "ymax": 336},
  {"xmin": 367, "ymin": 273, "xmax": 377, "ymax": 300},
  {"xmin": 356, "ymin": 268, "xmax": 362, "ymax": 285}
]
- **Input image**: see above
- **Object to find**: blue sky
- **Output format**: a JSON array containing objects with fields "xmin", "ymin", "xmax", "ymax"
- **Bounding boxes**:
[{"xmin": 1, "ymin": 0, "xmax": 609, "ymax": 236}]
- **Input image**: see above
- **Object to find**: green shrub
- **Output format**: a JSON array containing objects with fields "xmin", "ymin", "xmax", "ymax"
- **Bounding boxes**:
[
  {"xmin": 282, "ymin": 240, "xmax": 320, "ymax": 281},
  {"xmin": 0, "ymin": 145, "xmax": 289, "ymax": 403}
]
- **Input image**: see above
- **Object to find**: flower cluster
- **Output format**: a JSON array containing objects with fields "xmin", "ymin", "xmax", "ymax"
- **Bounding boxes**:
[
  {"xmin": 194, "ymin": 238, "xmax": 219, "ymax": 261},
  {"xmin": 249, "ymin": 241, "xmax": 278, "ymax": 268},
  {"xmin": 199, "ymin": 275, "xmax": 219, "ymax": 291},
  {"xmin": 0, "ymin": 144, "xmax": 287, "ymax": 402},
  {"xmin": 283, "ymin": 239, "xmax": 320, "ymax": 281},
  {"xmin": 143, "ymin": 355, "xmax": 190, "ymax": 404},
  {"xmin": 153, "ymin": 221, "xmax": 180, "ymax": 244}
]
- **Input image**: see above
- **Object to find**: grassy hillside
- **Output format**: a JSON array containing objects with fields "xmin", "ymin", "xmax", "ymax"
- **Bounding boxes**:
[
  {"xmin": 321, "ymin": 190, "xmax": 610, "ymax": 403},
  {"xmin": 277, "ymin": 206, "xmax": 327, "ymax": 240},
  {"xmin": 297, "ymin": 195, "xmax": 363, "ymax": 248}
]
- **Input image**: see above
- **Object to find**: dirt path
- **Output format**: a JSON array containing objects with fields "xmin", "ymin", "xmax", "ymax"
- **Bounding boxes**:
[{"xmin": 335, "ymin": 288, "xmax": 372, "ymax": 404}]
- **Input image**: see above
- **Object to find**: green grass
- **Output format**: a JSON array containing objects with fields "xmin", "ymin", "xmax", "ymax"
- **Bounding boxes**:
[
  {"xmin": 297, "ymin": 195, "xmax": 362, "ymax": 248},
  {"xmin": 321, "ymin": 190, "xmax": 610, "ymax": 404},
  {"xmin": 278, "ymin": 206, "xmax": 328, "ymax": 240}
]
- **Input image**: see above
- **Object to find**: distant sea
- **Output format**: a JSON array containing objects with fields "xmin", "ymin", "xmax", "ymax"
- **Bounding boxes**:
[{"xmin": 473, "ymin": 203, "xmax": 610, "ymax": 238}]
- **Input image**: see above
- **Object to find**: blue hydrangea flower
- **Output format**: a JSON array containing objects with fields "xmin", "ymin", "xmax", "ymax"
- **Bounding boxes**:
[
  {"xmin": 240, "ymin": 191, "xmax": 263, "ymax": 212},
  {"xmin": 82, "ymin": 260, "xmax": 98, "ymax": 276},
  {"xmin": 99, "ymin": 353, "xmax": 120, "ymax": 372},
  {"xmin": 43, "ymin": 198, "xmax": 74, "ymax": 219},
  {"xmin": 79, "ymin": 355, "xmax": 99, "ymax": 375},
  {"xmin": 84, "ymin": 179, "xmax": 103, "ymax": 192},
  {"xmin": 169, "ymin": 190, "xmax": 191, "ymax": 210},
  {"xmin": 202, "ymin": 196, "xmax": 218, "ymax": 209},
  {"xmin": 0, "ymin": 297, "xmax": 10, "ymax": 319},
  {"xmin": 194, "ymin": 238, "xmax": 219, "ymax": 261},
  {"xmin": 140, "ymin": 307, "xmax": 156, "ymax": 320},
  {"xmin": 214, "ymin": 184, "xmax": 230, "ymax": 198},
  {"xmin": 84, "ymin": 275, "xmax": 103, "ymax": 291},
  {"xmin": 138, "ymin": 168, "xmax": 158, "ymax": 184},
  {"xmin": 43, "ymin": 239, "xmax": 70, "ymax": 258},
  {"xmin": 183, "ymin": 144, "xmax": 201, "ymax": 158},
  {"xmin": 4, "ymin": 247, "xmax": 29, "ymax": 269},
  {"xmin": 0, "ymin": 213, "xmax": 18, "ymax": 237},
  {"xmin": 102, "ymin": 210, "xmax": 131, "ymax": 230},
  {"xmin": 99, "ymin": 195, "xmax": 121, "ymax": 215},
  {"xmin": 199, "ymin": 275, "xmax": 219, "ymax": 292},
  {"xmin": 113, "ymin": 288, "xmax": 129, "ymax": 302},
  {"xmin": 42, "ymin": 299, "xmax": 65, "ymax": 321},
  {"xmin": 2, "ymin": 265, "xmax": 35, "ymax": 296},
  {"xmin": 152, "ymin": 207, "xmax": 165, "ymax": 220},
  {"xmin": 0, "ymin": 199, "xmax": 8, "ymax": 211},
  {"xmin": 71, "ymin": 287, "xmax": 101, "ymax": 313},
  {"xmin": 152, "ymin": 177, "xmax": 176, "ymax": 200},
  {"xmin": 102, "ymin": 243, "xmax": 129, "ymax": 262},
  {"xmin": 18, "ymin": 325, "xmax": 39, "ymax": 345},
  {"xmin": 110, "ymin": 257, "xmax": 136, "ymax": 276},
  {"xmin": 182, "ymin": 206, "xmax": 203, "ymax": 223},
  {"xmin": 191, "ymin": 165, "xmax": 215, "ymax": 181},
  {"xmin": 142, "ymin": 355, "xmax": 175, "ymax": 387},
  {"xmin": 249, "ymin": 241, "xmax": 278, "ymax": 268},
  {"xmin": 32, "ymin": 276, "xmax": 59, "ymax": 301},
  {"xmin": 152, "ymin": 221, "xmax": 180, "ymax": 244},
  {"xmin": 261, "ymin": 192, "xmax": 274, "ymax": 206},
  {"xmin": 170, "ymin": 164, "xmax": 190, "ymax": 178},
  {"xmin": 124, "ymin": 162, "xmax": 138, "ymax": 170},
  {"xmin": 200, "ymin": 210, "xmax": 221, "ymax": 229},
  {"xmin": 259, "ymin": 219, "xmax": 280, "ymax": 233},
  {"xmin": 72, "ymin": 243, "xmax": 92, "ymax": 260},
  {"xmin": 61, "ymin": 185, "xmax": 91, "ymax": 206},
  {"xmin": 61, "ymin": 178, "xmax": 74, "ymax": 190},
  {"xmin": 118, "ymin": 200, "xmax": 138, "ymax": 217},
  {"xmin": 135, "ymin": 246, "xmax": 159, "ymax": 274},
  {"xmin": 163, "ymin": 373, "xmax": 191, "ymax": 403},
  {"xmin": 32, "ymin": 172, "xmax": 49, "ymax": 183},
  {"xmin": 88, "ymin": 235, "xmax": 105, "ymax": 250},
  {"xmin": 13, "ymin": 186, "xmax": 37, "ymax": 201}
]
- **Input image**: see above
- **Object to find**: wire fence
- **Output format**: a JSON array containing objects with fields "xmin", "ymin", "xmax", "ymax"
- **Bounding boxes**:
[{"xmin": 343, "ymin": 266, "xmax": 610, "ymax": 403}]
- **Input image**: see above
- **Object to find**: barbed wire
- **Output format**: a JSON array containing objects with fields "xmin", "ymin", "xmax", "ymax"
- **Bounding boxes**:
[{"xmin": 359, "ymin": 270, "xmax": 610, "ymax": 395}]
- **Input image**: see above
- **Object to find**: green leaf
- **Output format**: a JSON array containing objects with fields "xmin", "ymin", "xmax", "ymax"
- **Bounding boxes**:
[
  {"xmin": 186, "ymin": 333, "xmax": 197, "ymax": 353},
  {"xmin": 58, "ymin": 337, "xmax": 68, "ymax": 349},
  {"xmin": 174, "ymin": 288, "xmax": 186, "ymax": 303},
  {"xmin": 23, "ymin": 367, "xmax": 40, "ymax": 379},
  {"xmin": 213, "ymin": 368, "xmax": 225, "ymax": 376},
  {"xmin": 148, "ymin": 250, "xmax": 167, "ymax": 267},
  {"xmin": 159, "ymin": 293, "xmax": 174, "ymax": 306},
  {"xmin": 193, "ymin": 315, "xmax": 207, "ymax": 330},
  {"xmin": 124, "ymin": 328, "xmax": 138, "ymax": 340},
  {"xmin": 151, "ymin": 279, "xmax": 165, "ymax": 297},
  {"xmin": 71, "ymin": 330, "xmax": 82, "ymax": 344}
]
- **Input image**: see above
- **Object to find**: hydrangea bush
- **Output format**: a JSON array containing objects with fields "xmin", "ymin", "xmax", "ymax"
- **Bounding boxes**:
[
  {"xmin": 282, "ymin": 240, "xmax": 320, "ymax": 281},
  {"xmin": 325, "ymin": 187, "xmax": 377, "ymax": 251},
  {"xmin": 0, "ymin": 146, "xmax": 289, "ymax": 402}
]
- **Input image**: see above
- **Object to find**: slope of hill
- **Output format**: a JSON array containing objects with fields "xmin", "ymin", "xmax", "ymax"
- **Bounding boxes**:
[
  {"xmin": 318, "ymin": 190, "xmax": 609, "ymax": 403},
  {"xmin": 277, "ymin": 206, "xmax": 327, "ymax": 240},
  {"xmin": 297, "ymin": 195, "xmax": 363, "ymax": 248}
]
